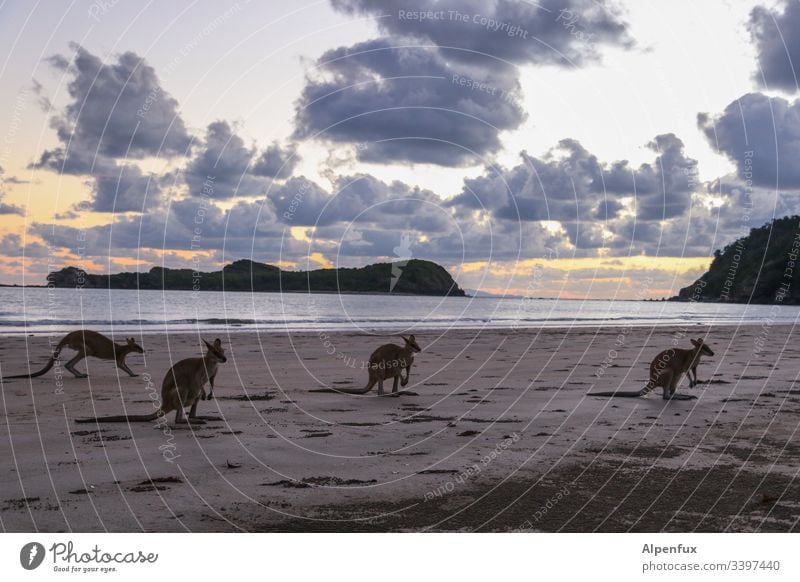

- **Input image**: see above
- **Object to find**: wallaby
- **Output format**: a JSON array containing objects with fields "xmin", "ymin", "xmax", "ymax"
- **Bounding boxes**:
[
  {"xmin": 312, "ymin": 335, "xmax": 422, "ymax": 396},
  {"xmin": 75, "ymin": 338, "xmax": 226, "ymax": 425},
  {"xmin": 2, "ymin": 330, "xmax": 144, "ymax": 380},
  {"xmin": 590, "ymin": 338, "xmax": 714, "ymax": 400}
]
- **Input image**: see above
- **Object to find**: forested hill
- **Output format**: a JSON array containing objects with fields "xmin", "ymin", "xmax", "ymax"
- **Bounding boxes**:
[
  {"xmin": 47, "ymin": 259, "xmax": 466, "ymax": 297},
  {"xmin": 673, "ymin": 216, "xmax": 800, "ymax": 304}
]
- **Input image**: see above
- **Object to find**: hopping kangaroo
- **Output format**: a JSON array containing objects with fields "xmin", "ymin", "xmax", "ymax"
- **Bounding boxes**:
[
  {"xmin": 2, "ymin": 330, "xmax": 144, "ymax": 380},
  {"xmin": 314, "ymin": 335, "xmax": 422, "ymax": 396},
  {"xmin": 590, "ymin": 338, "xmax": 714, "ymax": 400},
  {"xmin": 75, "ymin": 338, "xmax": 226, "ymax": 425}
]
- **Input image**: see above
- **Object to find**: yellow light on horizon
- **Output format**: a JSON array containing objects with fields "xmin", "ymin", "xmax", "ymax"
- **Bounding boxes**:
[{"xmin": 307, "ymin": 252, "xmax": 333, "ymax": 269}]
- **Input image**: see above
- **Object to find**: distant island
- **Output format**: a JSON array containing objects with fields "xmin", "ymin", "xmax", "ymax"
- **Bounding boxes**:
[
  {"xmin": 47, "ymin": 259, "xmax": 467, "ymax": 297},
  {"xmin": 673, "ymin": 216, "xmax": 800, "ymax": 304}
]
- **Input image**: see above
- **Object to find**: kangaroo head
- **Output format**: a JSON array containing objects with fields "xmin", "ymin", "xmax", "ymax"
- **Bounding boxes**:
[
  {"xmin": 690, "ymin": 337, "xmax": 714, "ymax": 356},
  {"xmin": 401, "ymin": 334, "xmax": 422, "ymax": 353},
  {"xmin": 203, "ymin": 338, "xmax": 227, "ymax": 363},
  {"xmin": 126, "ymin": 337, "xmax": 145, "ymax": 354}
]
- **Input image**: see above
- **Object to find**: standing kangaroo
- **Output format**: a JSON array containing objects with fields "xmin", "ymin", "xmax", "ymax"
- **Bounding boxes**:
[
  {"xmin": 75, "ymin": 338, "xmax": 226, "ymax": 425},
  {"xmin": 313, "ymin": 335, "xmax": 422, "ymax": 396},
  {"xmin": 590, "ymin": 338, "xmax": 714, "ymax": 400},
  {"xmin": 2, "ymin": 330, "xmax": 144, "ymax": 380}
]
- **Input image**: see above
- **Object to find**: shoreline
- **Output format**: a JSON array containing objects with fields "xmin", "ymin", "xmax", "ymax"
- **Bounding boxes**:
[
  {"xmin": 6, "ymin": 283, "xmax": 794, "ymax": 304},
  {"xmin": 0, "ymin": 319, "xmax": 758, "ymax": 338},
  {"xmin": 1, "ymin": 324, "xmax": 798, "ymax": 532}
]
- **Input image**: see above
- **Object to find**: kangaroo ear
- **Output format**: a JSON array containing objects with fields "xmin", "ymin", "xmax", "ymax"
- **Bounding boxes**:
[
  {"xmin": 400, "ymin": 335, "xmax": 409, "ymax": 342},
  {"xmin": 696, "ymin": 337, "xmax": 704, "ymax": 344},
  {"xmin": 408, "ymin": 334, "xmax": 416, "ymax": 342},
  {"xmin": 690, "ymin": 339, "xmax": 699, "ymax": 346},
  {"xmin": 214, "ymin": 338, "xmax": 222, "ymax": 347},
  {"xmin": 203, "ymin": 339, "xmax": 213, "ymax": 350}
]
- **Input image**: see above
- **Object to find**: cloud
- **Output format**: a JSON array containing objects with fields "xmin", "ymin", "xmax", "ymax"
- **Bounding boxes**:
[
  {"xmin": 449, "ymin": 133, "xmax": 697, "ymax": 224},
  {"xmin": 35, "ymin": 44, "xmax": 191, "ymax": 170},
  {"xmin": 0, "ymin": 200, "xmax": 23, "ymax": 215},
  {"xmin": 88, "ymin": 159, "xmax": 161, "ymax": 213},
  {"xmin": 295, "ymin": 1, "xmax": 633, "ymax": 167},
  {"xmin": 293, "ymin": 38, "xmax": 526, "ymax": 166},
  {"xmin": 330, "ymin": 0, "xmax": 632, "ymax": 67},
  {"xmin": 0, "ymin": 234, "xmax": 49, "ymax": 258},
  {"xmin": 183, "ymin": 121, "xmax": 271, "ymax": 199},
  {"xmin": 253, "ymin": 142, "xmax": 300, "ymax": 179},
  {"xmin": 749, "ymin": 1, "xmax": 800, "ymax": 91},
  {"xmin": 705, "ymin": 171, "xmax": 798, "ymax": 233},
  {"xmin": 33, "ymin": 196, "xmax": 295, "ymax": 259},
  {"xmin": 269, "ymin": 173, "xmax": 449, "ymax": 230},
  {"xmin": 31, "ymin": 45, "xmax": 191, "ymax": 212},
  {"xmin": 277, "ymin": 173, "xmax": 570, "ymax": 263},
  {"xmin": 33, "ymin": 163, "xmax": 574, "ymax": 268},
  {"xmin": 698, "ymin": 92, "xmax": 800, "ymax": 188},
  {"xmin": 0, "ymin": 166, "xmax": 24, "ymax": 215}
]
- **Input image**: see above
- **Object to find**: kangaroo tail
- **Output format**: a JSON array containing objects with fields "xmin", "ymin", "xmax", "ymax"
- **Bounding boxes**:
[
  {"xmin": 2, "ymin": 344, "xmax": 64, "ymax": 380},
  {"xmin": 309, "ymin": 385, "xmax": 374, "ymax": 394},
  {"xmin": 588, "ymin": 390, "xmax": 645, "ymax": 398},
  {"xmin": 75, "ymin": 412, "xmax": 160, "ymax": 423},
  {"xmin": 310, "ymin": 379, "xmax": 376, "ymax": 394}
]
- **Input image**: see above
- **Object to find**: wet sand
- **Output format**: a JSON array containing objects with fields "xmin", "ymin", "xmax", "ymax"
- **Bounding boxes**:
[{"xmin": 1, "ymin": 324, "xmax": 799, "ymax": 532}]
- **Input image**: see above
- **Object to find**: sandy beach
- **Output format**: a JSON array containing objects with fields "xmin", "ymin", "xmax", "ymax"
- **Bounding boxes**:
[{"xmin": 1, "ymin": 324, "xmax": 799, "ymax": 532}]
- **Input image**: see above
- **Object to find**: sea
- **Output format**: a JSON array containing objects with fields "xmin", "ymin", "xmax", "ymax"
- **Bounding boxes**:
[{"xmin": 0, "ymin": 287, "xmax": 797, "ymax": 336}]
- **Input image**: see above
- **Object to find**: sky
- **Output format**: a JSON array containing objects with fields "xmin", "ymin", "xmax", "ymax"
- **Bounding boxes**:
[{"xmin": 0, "ymin": 0, "xmax": 799, "ymax": 298}]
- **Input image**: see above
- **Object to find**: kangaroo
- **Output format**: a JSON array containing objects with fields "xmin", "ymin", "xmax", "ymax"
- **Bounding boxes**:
[
  {"xmin": 75, "ymin": 338, "xmax": 227, "ymax": 425},
  {"xmin": 2, "ymin": 330, "xmax": 144, "ymax": 380},
  {"xmin": 590, "ymin": 338, "xmax": 714, "ymax": 400},
  {"xmin": 312, "ymin": 335, "xmax": 422, "ymax": 396}
]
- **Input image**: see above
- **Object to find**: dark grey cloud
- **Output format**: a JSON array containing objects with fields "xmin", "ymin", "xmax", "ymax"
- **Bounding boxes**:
[
  {"xmin": 705, "ymin": 172, "xmax": 799, "ymax": 232},
  {"xmin": 309, "ymin": 213, "xmax": 561, "ymax": 263},
  {"xmin": 698, "ymin": 92, "xmax": 800, "ymax": 188},
  {"xmin": 184, "ymin": 121, "xmax": 272, "ymax": 199},
  {"xmin": 268, "ymin": 176, "xmax": 335, "ymax": 226},
  {"xmin": 34, "ymin": 163, "xmax": 571, "ymax": 267},
  {"xmin": 0, "ymin": 166, "xmax": 24, "ymax": 215},
  {"xmin": 88, "ymin": 159, "xmax": 160, "ymax": 213},
  {"xmin": 331, "ymin": 0, "xmax": 632, "ymax": 67},
  {"xmin": 1, "ymin": 175, "xmax": 31, "ymax": 185},
  {"xmin": 284, "ymin": 177, "xmax": 569, "ymax": 263},
  {"xmin": 749, "ymin": 1, "xmax": 800, "ymax": 91},
  {"xmin": 31, "ymin": 146, "xmax": 730, "ymax": 268},
  {"xmin": 0, "ymin": 199, "xmax": 24, "ymax": 215},
  {"xmin": 633, "ymin": 134, "xmax": 697, "ymax": 220},
  {"xmin": 293, "ymin": 39, "xmax": 526, "ymax": 166},
  {"xmin": 33, "ymin": 196, "xmax": 295, "ymax": 259},
  {"xmin": 449, "ymin": 133, "xmax": 697, "ymax": 224},
  {"xmin": 31, "ymin": 45, "xmax": 191, "ymax": 212},
  {"xmin": 269, "ymin": 173, "xmax": 450, "ymax": 231},
  {"xmin": 35, "ymin": 44, "xmax": 191, "ymax": 172},
  {"xmin": 0, "ymin": 234, "xmax": 49, "ymax": 258},
  {"xmin": 253, "ymin": 142, "xmax": 300, "ymax": 179}
]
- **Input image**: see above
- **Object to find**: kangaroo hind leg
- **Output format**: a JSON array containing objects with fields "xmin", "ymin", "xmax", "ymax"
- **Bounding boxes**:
[
  {"xmin": 188, "ymin": 393, "xmax": 221, "ymax": 422},
  {"xmin": 174, "ymin": 404, "xmax": 205, "ymax": 426},
  {"xmin": 660, "ymin": 371, "xmax": 674, "ymax": 400},
  {"xmin": 65, "ymin": 353, "xmax": 88, "ymax": 378},
  {"xmin": 206, "ymin": 372, "xmax": 216, "ymax": 399},
  {"xmin": 118, "ymin": 360, "xmax": 137, "ymax": 377},
  {"xmin": 401, "ymin": 364, "xmax": 411, "ymax": 387},
  {"xmin": 666, "ymin": 372, "xmax": 695, "ymax": 400},
  {"xmin": 687, "ymin": 366, "xmax": 696, "ymax": 387}
]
